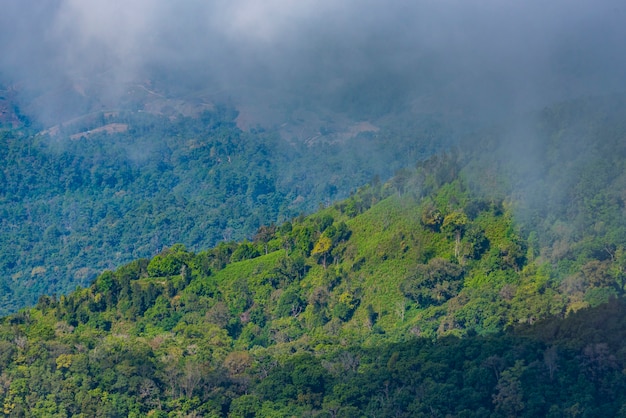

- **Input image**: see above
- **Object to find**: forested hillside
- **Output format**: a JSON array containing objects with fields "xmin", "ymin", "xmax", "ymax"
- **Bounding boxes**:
[
  {"xmin": 1, "ymin": 102, "xmax": 626, "ymax": 415},
  {"xmin": 2, "ymin": 1, "xmax": 626, "ymax": 416},
  {"xmin": 0, "ymin": 106, "xmax": 445, "ymax": 313}
]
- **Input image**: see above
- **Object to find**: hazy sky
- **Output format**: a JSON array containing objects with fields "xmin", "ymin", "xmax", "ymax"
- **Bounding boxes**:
[{"xmin": 2, "ymin": 0, "xmax": 626, "ymax": 123}]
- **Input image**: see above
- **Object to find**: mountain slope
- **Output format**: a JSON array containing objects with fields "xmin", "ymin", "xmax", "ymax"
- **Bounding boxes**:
[
  {"xmin": 1, "ymin": 139, "xmax": 626, "ymax": 415},
  {"xmin": 0, "ymin": 106, "xmax": 448, "ymax": 314}
]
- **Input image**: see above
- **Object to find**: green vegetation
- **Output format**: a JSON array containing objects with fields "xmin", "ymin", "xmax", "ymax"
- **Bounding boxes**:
[
  {"xmin": 0, "ymin": 106, "xmax": 445, "ymax": 313},
  {"xmin": 1, "ymin": 113, "xmax": 626, "ymax": 415},
  {"xmin": 1, "ymin": 94, "xmax": 626, "ymax": 415}
]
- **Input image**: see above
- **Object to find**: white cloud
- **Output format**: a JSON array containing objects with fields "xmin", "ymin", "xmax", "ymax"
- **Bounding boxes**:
[{"xmin": 1, "ymin": 0, "xmax": 625, "ymax": 123}]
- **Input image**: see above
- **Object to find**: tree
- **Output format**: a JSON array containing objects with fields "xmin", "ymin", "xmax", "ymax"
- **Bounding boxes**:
[
  {"xmin": 493, "ymin": 361, "xmax": 525, "ymax": 417},
  {"xmin": 147, "ymin": 245, "xmax": 191, "ymax": 277},
  {"xmin": 231, "ymin": 241, "xmax": 260, "ymax": 262},
  {"xmin": 543, "ymin": 346, "xmax": 559, "ymax": 381},
  {"xmin": 421, "ymin": 200, "xmax": 443, "ymax": 231},
  {"xmin": 229, "ymin": 394, "xmax": 261, "ymax": 418},
  {"xmin": 401, "ymin": 258, "xmax": 463, "ymax": 306},
  {"xmin": 442, "ymin": 210, "xmax": 468, "ymax": 260},
  {"xmin": 254, "ymin": 224, "xmax": 276, "ymax": 255},
  {"xmin": 312, "ymin": 236, "xmax": 333, "ymax": 269}
]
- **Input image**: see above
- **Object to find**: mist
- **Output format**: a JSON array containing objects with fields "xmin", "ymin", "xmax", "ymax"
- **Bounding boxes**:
[{"xmin": 2, "ymin": 0, "xmax": 626, "ymax": 127}]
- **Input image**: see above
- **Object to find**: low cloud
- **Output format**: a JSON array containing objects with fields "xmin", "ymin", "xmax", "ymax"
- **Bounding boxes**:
[{"xmin": 2, "ymin": 0, "xmax": 626, "ymax": 125}]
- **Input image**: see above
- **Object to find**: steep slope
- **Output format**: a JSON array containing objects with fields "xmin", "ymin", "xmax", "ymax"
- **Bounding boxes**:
[
  {"xmin": 0, "ymin": 106, "xmax": 447, "ymax": 313},
  {"xmin": 1, "ymin": 144, "xmax": 626, "ymax": 415}
]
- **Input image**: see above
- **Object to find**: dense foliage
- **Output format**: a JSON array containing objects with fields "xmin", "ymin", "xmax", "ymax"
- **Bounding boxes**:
[
  {"xmin": 1, "ymin": 94, "xmax": 626, "ymax": 415},
  {"xmin": 0, "ymin": 107, "xmax": 445, "ymax": 313},
  {"xmin": 1, "ymin": 123, "xmax": 626, "ymax": 416}
]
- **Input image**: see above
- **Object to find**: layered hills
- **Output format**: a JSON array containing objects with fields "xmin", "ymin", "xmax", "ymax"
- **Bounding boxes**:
[
  {"xmin": 1, "ymin": 94, "xmax": 626, "ymax": 414},
  {"xmin": 2, "ymin": 2, "xmax": 626, "ymax": 416},
  {"xmin": 0, "ymin": 102, "xmax": 448, "ymax": 313}
]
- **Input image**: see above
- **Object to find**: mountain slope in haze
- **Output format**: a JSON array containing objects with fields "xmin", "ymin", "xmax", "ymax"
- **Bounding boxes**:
[
  {"xmin": 0, "ymin": 104, "xmax": 447, "ymax": 314},
  {"xmin": 464, "ymin": 94, "xmax": 626, "ymax": 293},
  {"xmin": 2, "ymin": 92, "xmax": 626, "ymax": 316},
  {"xmin": 1, "ymin": 148, "xmax": 626, "ymax": 416}
]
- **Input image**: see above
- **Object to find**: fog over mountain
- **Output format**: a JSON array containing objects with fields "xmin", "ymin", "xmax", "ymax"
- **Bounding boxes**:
[{"xmin": 2, "ymin": 0, "xmax": 626, "ymax": 127}]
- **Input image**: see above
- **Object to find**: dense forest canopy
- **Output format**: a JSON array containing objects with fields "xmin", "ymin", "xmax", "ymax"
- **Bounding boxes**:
[
  {"xmin": 3, "ymin": 92, "xmax": 626, "ymax": 316},
  {"xmin": 0, "ymin": 106, "xmax": 447, "ymax": 313},
  {"xmin": 2, "ymin": 1, "xmax": 626, "ymax": 416},
  {"xmin": 0, "ymin": 122, "xmax": 626, "ymax": 414}
]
